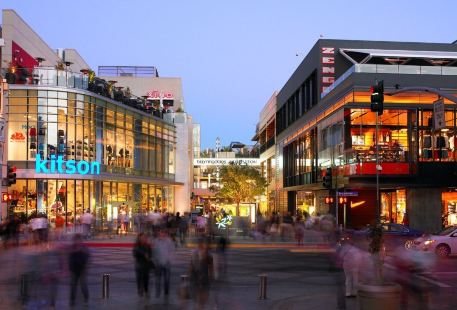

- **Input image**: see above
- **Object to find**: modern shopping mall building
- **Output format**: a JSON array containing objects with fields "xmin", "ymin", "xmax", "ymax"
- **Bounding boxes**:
[
  {"xmin": 0, "ymin": 10, "xmax": 191, "ymax": 228},
  {"xmin": 265, "ymin": 38, "xmax": 457, "ymax": 232}
]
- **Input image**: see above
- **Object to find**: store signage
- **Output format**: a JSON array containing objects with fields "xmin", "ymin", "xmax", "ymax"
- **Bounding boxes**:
[
  {"xmin": 337, "ymin": 191, "xmax": 358, "ymax": 197},
  {"xmin": 433, "ymin": 98, "xmax": 445, "ymax": 130},
  {"xmin": 35, "ymin": 155, "xmax": 100, "ymax": 175},
  {"xmin": 147, "ymin": 90, "xmax": 174, "ymax": 100},
  {"xmin": 10, "ymin": 132, "xmax": 26, "ymax": 142},
  {"xmin": 321, "ymin": 47, "xmax": 335, "ymax": 93},
  {"xmin": 193, "ymin": 158, "xmax": 261, "ymax": 166}
]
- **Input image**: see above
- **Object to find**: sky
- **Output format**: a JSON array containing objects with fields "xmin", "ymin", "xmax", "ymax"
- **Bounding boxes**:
[{"xmin": 1, "ymin": 0, "xmax": 457, "ymax": 149}]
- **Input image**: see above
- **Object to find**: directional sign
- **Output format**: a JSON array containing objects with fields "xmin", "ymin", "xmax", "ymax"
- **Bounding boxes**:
[
  {"xmin": 433, "ymin": 98, "xmax": 445, "ymax": 131},
  {"xmin": 337, "ymin": 191, "xmax": 358, "ymax": 197}
]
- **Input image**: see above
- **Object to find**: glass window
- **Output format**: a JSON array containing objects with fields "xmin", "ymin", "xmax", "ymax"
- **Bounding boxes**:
[{"xmin": 348, "ymin": 109, "xmax": 409, "ymax": 164}]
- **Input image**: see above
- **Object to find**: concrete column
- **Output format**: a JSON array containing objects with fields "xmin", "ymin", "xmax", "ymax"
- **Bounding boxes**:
[{"xmin": 407, "ymin": 188, "xmax": 442, "ymax": 233}]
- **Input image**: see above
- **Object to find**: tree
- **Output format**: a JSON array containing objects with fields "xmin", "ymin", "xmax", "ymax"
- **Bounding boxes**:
[{"xmin": 211, "ymin": 163, "xmax": 268, "ymax": 216}]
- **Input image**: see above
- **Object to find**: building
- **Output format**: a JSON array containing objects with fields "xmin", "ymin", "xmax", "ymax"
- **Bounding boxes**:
[
  {"xmin": 252, "ymin": 92, "xmax": 277, "ymax": 214},
  {"xmin": 0, "ymin": 10, "xmax": 182, "ymax": 226},
  {"xmin": 192, "ymin": 139, "xmax": 260, "ymax": 216},
  {"xmin": 274, "ymin": 38, "xmax": 457, "ymax": 232}
]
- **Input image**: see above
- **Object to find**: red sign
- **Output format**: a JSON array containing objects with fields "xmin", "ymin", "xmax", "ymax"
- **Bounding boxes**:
[
  {"xmin": 2, "ymin": 193, "xmax": 12, "ymax": 202},
  {"xmin": 10, "ymin": 132, "xmax": 26, "ymax": 142},
  {"xmin": 321, "ymin": 47, "xmax": 335, "ymax": 93},
  {"xmin": 147, "ymin": 90, "xmax": 174, "ymax": 100}
]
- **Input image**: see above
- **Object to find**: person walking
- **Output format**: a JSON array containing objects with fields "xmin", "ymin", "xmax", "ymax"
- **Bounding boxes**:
[
  {"xmin": 154, "ymin": 230, "xmax": 175, "ymax": 298},
  {"xmin": 178, "ymin": 212, "xmax": 189, "ymax": 246},
  {"xmin": 124, "ymin": 212, "xmax": 130, "ymax": 235},
  {"xmin": 189, "ymin": 238, "xmax": 214, "ymax": 310},
  {"xmin": 80, "ymin": 210, "xmax": 93, "ymax": 240},
  {"xmin": 133, "ymin": 233, "xmax": 153, "ymax": 297},
  {"xmin": 339, "ymin": 238, "xmax": 361, "ymax": 297},
  {"xmin": 68, "ymin": 234, "xmax": 90, "ymax": 306}
]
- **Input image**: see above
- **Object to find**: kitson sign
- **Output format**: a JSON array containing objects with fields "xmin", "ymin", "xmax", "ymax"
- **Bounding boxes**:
[
  {"xmin": 35, "ymin": 155, "xmax": 100, "ymax": 175},
  {"xmin": 321, "ymin": 47, "xmax": 335, "ymax": 93}
]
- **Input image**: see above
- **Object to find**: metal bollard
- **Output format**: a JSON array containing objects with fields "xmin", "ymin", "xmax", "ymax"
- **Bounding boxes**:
[
  {"xmin": 258, "ymin": 274, "xmax": 267, "ymax": 300},
  {"xmin": 20, "ymin": 273, "xmax": 28, "ymax": 303},
  {"xmin": 179, "ymin": 274, "xmax": 190, "ymax": 300},
  {"xmin": 102, "ymin": 273, "xmax": 110, "ymax": 299}
]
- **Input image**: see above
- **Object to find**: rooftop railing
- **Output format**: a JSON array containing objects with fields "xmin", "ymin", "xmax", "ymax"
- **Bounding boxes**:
[
  {"xmin": 2, "ymin": 66, "xmax": 170, "ymax": 118},
  {"xmin": 321, "ymin": 64, "xmax": 457, "ymax": 98}
]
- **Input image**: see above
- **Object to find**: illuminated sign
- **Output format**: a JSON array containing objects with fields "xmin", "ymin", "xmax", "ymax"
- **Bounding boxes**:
[
  {"xmin": 147, "ymin": 90, "xmax": 174, "ymax": 100},
  {"xmin": 216, "ymin": 214, "xmax": 233, "ymax": 229},
  {"xmin": 321, "ymin": 47, "xmax": 335, "ymax": 93},
  {"xmin": 35, "ymin": 155, "xmax": 100, "ymax": 175},
  {"xmin": 193, "ymin": 158, "xmax": 261, "ymax": 166}
]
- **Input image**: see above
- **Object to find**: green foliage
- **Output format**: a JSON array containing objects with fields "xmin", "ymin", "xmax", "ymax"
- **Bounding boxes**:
[{"xmin": 211, "ymin": 163, "xmax": 268, "ymax": 215}]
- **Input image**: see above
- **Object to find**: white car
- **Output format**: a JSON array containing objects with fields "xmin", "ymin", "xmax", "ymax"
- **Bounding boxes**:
[{"xmin": 408, "ymin": 226, "xmax": 457, "ymax": 257}]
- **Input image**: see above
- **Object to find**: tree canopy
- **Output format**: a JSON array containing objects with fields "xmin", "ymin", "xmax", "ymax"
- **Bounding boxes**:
[{"xmin": 210, "ymin": 163, "xmax": 268, "ymax": 216}]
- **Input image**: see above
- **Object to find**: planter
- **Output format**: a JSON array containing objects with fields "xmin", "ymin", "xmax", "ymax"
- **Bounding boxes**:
[{"xmin": 358, "ymin": 282, "xmax": 401, "ymax": 310}]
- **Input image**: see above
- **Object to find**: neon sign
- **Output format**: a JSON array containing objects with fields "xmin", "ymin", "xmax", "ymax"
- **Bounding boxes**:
[{"xmin": 35, "ymin": 155, "xmax": 100, "ymax": 175}]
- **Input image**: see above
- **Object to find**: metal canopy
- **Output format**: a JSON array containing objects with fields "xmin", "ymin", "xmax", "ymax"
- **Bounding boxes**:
[{"xmin": 340, "ymin": 48, "xmax": 457, "ymax": 64}]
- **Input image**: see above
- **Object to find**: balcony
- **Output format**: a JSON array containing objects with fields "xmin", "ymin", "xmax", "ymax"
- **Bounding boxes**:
[
  {"xmin": 2, "ymin": 66, "xmax": 168, "ymax": 118},
  {"xmin": 259, "ymin": 137, "xmax": 275, "ymax": 154}
]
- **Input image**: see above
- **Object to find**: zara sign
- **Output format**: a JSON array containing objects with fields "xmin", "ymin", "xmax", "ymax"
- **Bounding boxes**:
[{"xmin": 35, "ymin": 155, "xmax": 100, "ymax": 175}]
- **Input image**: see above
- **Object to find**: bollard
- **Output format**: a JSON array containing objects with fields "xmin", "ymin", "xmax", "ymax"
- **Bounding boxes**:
[
  {"xmin": 20, "ymin": 273, "xmax": 28, "ymax": 303},
  {"xmin": 179, "ymin": 274, "xmax": 190, "ymax": 300},
  {"xmin": 258, "ymin": 274, "xmax": 267, "ymax": 300},
  {"xmin": 102, "ymin": 273, "xmax": 110, "ymax": 299}
]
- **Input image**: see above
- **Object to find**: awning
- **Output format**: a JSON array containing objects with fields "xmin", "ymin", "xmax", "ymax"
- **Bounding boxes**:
[{"xmin": 340, "ymin": 48, "xmax": 457, "ymax": 64}]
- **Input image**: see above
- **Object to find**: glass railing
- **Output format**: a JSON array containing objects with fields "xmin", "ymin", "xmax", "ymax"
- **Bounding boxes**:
[
  {"xmin": 2, "ymin": 66, "xmax": 168, "ymax": 118},
  {"xmin": 321, "ymin": 64, "xmax": 457, "ymax": 98}
]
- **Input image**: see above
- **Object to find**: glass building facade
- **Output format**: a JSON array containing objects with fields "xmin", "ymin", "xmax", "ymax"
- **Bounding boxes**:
[{"xmin": 6, "ymin": 87, "xmax": 176, "ymax": 228}]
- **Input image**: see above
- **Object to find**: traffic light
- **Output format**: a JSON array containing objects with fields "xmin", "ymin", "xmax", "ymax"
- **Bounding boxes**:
[
  {"xmin": 325, "ymin": 196, "xmax": 334, "ymax": 204},
  {"xmin": 2, "ymin": 193, "xmax": 11, "ymax": 202},
  {"xmin": 339, "ymin": 197, "xmax": 348, "ymax": 204},
  {"xmin": 323, "ymin": 167, "xmax": 332, "ymax": 189},
  {"xmin": 370, "ymin": 80, "xmax": 384, "ymax": 115},
  {"xmin": 7, "ymin": 165, "xmax": 16, "ymax": 186}
]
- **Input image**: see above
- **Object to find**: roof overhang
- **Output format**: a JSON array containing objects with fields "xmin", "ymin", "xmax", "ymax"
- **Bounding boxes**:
[{"xmin": 340, "ymin": 48, "xmax": 457, "ymax": 64}]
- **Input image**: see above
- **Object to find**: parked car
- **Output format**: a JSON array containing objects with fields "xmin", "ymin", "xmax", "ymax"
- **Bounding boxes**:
[
  {"xmin": 407, "ymin": 225, "xmax": 457, "ymax": 257},
  {"xmin": 347, "ymin": 223, "xmax": 423, "ymax": 252}
]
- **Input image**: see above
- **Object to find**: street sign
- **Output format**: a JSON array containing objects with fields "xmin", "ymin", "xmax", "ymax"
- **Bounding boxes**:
[
  {"xmin": 337, "ymin": 191, "xmax": 358, "ymax": 197},
  {"xmin": 433, "ymin": 98, "xmax": 445, "ymax": 131}
]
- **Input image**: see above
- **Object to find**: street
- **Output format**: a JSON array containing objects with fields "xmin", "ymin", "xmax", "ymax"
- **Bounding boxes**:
[{"xmin": 0, "ymin": 237, "xmax": 456, "ymax": 309}]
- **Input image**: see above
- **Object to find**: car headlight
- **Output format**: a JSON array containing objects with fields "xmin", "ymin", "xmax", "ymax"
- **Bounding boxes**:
[{"xmin": 424, "ymin": 240, "xmax": 435, "ymax": 245}]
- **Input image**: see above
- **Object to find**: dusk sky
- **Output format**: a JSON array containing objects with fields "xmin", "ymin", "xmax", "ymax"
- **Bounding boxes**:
[{"xmin": 1, "ymin": 0, "xmax": 456, "ymax": 149}]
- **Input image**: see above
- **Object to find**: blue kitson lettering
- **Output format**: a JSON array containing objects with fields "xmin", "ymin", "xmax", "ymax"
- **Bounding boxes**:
[{"xmin": 35, "ymin": 155, "xmax": 100, "ymax": 175}]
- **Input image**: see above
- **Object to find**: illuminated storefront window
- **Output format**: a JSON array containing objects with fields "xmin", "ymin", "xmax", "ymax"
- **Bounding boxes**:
[
  {"xmin": 347, "ymin": 109, "xmax": 410, "ymax": 164},
  {"xmin": 6, "ymin": 89, "xmax": 176, "ymax": 225},
  {"xmin": 380, "ymin": 189, "xmax": 406, "ymax": 224},
  {"xmin": 442, "ymin": 192, "xmax": 457, "ymax": 227}
]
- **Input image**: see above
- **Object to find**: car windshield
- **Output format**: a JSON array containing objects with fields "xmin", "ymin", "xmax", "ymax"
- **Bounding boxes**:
[{"xmin": 438, "ymin": 226, "xmax": 457, "ymax": 236}]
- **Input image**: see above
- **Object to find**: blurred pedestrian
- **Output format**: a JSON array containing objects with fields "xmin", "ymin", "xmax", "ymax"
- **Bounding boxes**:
[
  {"xmin": 154, "ymin": 229, "xmax": 175, "ymax": 298},
  {"xmin": 124, "ymin": 212, "xmax": 130, "ymax": 234},
  {"xmin": 178, "ymin": 212, "xmax": 189, "ymax": 246},
  {"xmin": 189, "ymin": 238, "xmax": 214, "ymax": 310},
  {"xmin": 133, "ymin": 233, "xmax": 153, "ymax": 297},
  {"xmin": 339, "ymin": 238, "xmax": 361, "ymax": 297},
  {"xmin": 68, "ymin": 234, "xmax": 90, "ymax": 306},
  {"xmin": 55, "ymin": 213, "xmax": 65, "ymax": 241},
  {"xmin": 80, "ymin": 209, "xmax": 93, "ymax": 240}
]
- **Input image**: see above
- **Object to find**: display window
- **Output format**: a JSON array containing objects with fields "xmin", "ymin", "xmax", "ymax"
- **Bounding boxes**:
[
  {"xmin": 419, "ymin": 110, "xmax": 456, "ymax": 162},
  {"xmin": 442, "ymin": 192, "xmax": 457, "ymax": 227},
  {"xmin": 380, "ymin": 189, "xmax": 406, "ymax": 224},
  {"xmin": 348, "ymin": 109, "xmax": 409, "ymax": 164},
  {"xmin": 296, "ymin": 191, "xmax": 315, "ymax": 216}
]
